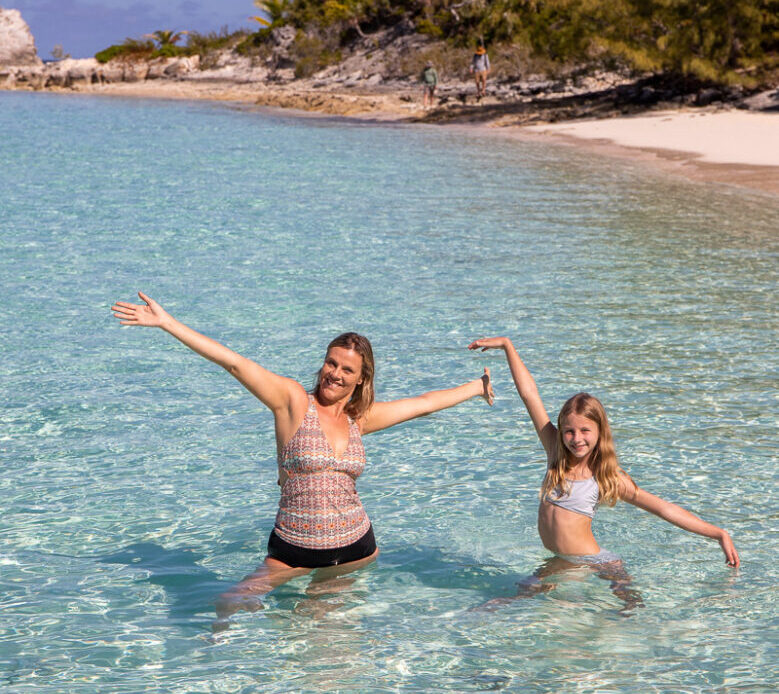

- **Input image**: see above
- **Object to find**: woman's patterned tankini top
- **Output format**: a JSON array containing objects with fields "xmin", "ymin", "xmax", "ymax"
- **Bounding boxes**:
[{"xmin": 274, "ymin": 394, "xmax": 370, "ymax": 549}]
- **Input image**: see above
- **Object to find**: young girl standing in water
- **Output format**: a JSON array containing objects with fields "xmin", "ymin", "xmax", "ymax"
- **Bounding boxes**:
[{"xmin": 468, "ymin": 337, "xmax": 739, "ymax": 606}]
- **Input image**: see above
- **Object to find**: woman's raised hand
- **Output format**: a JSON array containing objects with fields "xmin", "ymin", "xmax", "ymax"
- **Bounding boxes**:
[
  {"xmin": 481, "ymin": 367, "xmax": 495, "ymax": 406},
  {"xmin": 468, "ymin": 337, "xmax": 508, "ymax": 352},
  {"xmin": 111, "ymin": 291, "xmax": 169, "ymax": 328}
]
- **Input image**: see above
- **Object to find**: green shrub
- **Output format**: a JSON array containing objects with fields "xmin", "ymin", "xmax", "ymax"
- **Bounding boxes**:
[
  {"xmin": 187, "ymin": 27, "xmax": 249, "ymax": 56},
  {"xmin": 292, "ymin": 32, "xmax": 342, "ymax": 78},
  {"xmin": 94, "ymin": 39, "xmax": 155, "ymax": 63},
  {"xmin": 235, "ymin": 29, "xmax": 273, "ymax": 56},
  {"xmin": 152, "ymin": 44, "xmax": 190, "ymax": 59},
  {"xmin": 416, "ymin": 19, "xmax": 443, "ymax": 38},
  {"xmin": 95, "ymin": 45, "xmax": 126, "ymax": 63}
]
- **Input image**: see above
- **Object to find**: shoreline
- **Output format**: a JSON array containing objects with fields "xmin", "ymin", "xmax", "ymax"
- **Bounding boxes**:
[
  {"xmin": 518, "ymin": 110, "xmax": 779, "ymax": 196},
  {"xmin": 5, "ymin": 80, "xmax": 778, "ymax": 196}
]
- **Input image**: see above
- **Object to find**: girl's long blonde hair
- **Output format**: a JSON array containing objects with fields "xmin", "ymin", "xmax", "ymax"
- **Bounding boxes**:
[
  {"xmin": 540, "ymin": 392, "xmax": 636, "ymax": 506},
  {"xmin": 314, "ymin": 332, "xmax": 375, "ymax": 420}
]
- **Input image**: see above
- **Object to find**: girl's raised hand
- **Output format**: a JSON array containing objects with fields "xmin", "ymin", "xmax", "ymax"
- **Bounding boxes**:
[
  {"xmin": 719, "ymin": 531, "xmax": 740, "ymax": 568},
  {"xmin": 111, "ymin": 291, "xmax": 169, "ymax": 328},
  {"xmin": 468, "ymin": 337, "xmax": 508, "ymax": 352}
]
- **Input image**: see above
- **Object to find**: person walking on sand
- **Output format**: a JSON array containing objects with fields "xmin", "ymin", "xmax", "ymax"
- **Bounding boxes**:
[
  {"xmin": 468, "ymin": 336, "xmax": 739, "ymax": 611},
  {"xmin": 470, "ymin": 45, "xmax": 490, "ymax": 99},
  {"xmin": 110, "ymin": 292, "xmax": 494, "ymax": 628},
  {"xmin": 421, "ymin": 60, "xmax": 438, "ymax": 109}
]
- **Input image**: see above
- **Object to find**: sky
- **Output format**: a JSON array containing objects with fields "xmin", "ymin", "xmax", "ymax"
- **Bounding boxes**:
[{"xmin": 9, "ymin": 1, "xmax": 261, "ymax": 59}]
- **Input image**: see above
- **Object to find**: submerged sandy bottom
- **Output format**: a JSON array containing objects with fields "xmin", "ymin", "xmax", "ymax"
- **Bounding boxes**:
[
  {"xmin": 2, "ymin": 89, "xmax": 777, "ymax": 692},
  {"xmin": 6, "ymin": 80, "xmax": 778, "ymax": 195}
]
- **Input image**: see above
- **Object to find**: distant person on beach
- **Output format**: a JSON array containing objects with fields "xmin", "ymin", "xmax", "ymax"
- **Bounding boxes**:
[
  {"xmin": 468, "ymin": 336, "xmax": 740, "ymax": 610},
  {"xmin": 470, "ymin": 45, "xmax": 490, "ymax": 99},
  {"xmin": 111, "ymin": 292, "xmax": 494, "ymax": 626},
  {"xmin": 420, "ymin": 60, "xmax": 438, "ymax": 108}
]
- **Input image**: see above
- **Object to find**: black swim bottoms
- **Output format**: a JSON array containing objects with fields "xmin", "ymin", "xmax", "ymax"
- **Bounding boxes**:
[{"xmin": 267, "ymin": 525, "xmax": 377, "ymax": 568}]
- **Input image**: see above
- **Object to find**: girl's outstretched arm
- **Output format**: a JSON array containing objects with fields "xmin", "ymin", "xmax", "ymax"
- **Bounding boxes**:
[
  {"xmin": 111, "ymin": 292, "xmax": 300, "ymax": 414},
  {"xmin": 360, "ymin": 369, "xmax": 493, "ymax": 434},
  {"xmin": 468, "ymin": 337, "xmax": 556, "ymax": 457},
  {"xmin": 619, "ymin": 476, "xmax": 740, "ymax": 567}
]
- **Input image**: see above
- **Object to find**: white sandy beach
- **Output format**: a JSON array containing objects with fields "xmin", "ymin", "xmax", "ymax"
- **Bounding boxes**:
[
  {"xmin": 516, "ymin": 108, "xmax": 779, "ymax": 194},
  {"xmin": 525, "ymin": 110, "xmax": 779, "ymax": 166}
]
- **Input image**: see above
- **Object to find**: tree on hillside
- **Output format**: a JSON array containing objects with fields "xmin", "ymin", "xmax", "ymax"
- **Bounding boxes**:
[
  {"xmin": 51, "ymin": 44, "xmax": 71, "ymax": 60},
  {"xmin": 145, "ymin": 30, "xmax": 188, "ymax": 48},
  {"xmin": 253, "ymin": 0, "xmax": 291, "ymax": 26},
  {"xmin": 637, "ymin": 0, "xmax": 767, "ymax": 76}
]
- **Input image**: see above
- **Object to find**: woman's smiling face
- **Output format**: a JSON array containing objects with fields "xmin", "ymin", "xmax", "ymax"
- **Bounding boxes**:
[{"xmin": 318, "ymin": 346, "xmax": 364, "ymax": 402}]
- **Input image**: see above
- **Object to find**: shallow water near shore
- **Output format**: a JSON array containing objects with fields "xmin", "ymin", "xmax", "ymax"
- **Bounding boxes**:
[{"xmin": 1, "ymin": 91, "xmax": 777, "ymax": 692}]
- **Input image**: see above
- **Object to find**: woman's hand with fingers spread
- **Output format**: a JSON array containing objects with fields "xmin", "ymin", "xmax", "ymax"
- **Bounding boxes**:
[
  {"xmin": 481, "ymin": 367, "xmax": 495, "ymax": 406},
  {"xmin": 111, "ymin": 291, "xmax": 170, "ymax": 328},
  {"xmin": 468, "ymin": 337, "xmax": 509, "ymax": 352}
]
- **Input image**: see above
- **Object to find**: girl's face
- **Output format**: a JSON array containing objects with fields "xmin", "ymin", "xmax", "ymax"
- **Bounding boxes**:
[
  {"xmin": 561, "ymin": 413, "xmax": 599, "ymax": 463},
  {"xmin": 319, "ymin": 346, "xmax": 363, "ymax": 402}
]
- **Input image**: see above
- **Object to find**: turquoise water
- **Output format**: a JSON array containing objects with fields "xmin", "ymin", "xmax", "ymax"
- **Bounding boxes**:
[{"xmin": 1, "ymin": 91, "xmax": 777, "ymax": 692}]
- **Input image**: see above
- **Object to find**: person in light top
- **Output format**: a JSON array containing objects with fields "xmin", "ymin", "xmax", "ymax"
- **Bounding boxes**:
[{"xmin": 470, "ymin": 45, "xmax": 490, "ymax": 99}]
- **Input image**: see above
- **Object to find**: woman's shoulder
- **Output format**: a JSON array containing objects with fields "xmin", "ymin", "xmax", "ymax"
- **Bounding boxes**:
[{"xmin": 286, "ymin": 381, "xmax": 311, "ymax": 414}]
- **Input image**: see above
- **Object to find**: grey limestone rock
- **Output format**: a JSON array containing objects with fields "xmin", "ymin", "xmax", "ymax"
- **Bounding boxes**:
[
  {"xmin": 97, "ymin": 63, "xmax": 125, "ymax": 83},
  {"xmin": 0, "ymin": 63, "xmax": 45, "ymax": 88},
  {"xmin": 120, "ymin": 61, "xmax": 150, "ymax": 82},
  {"xmin": 146, "ymin": 56, "xmax": 202, "ymax": 80},
  {"xmin": 43, "ymin": 58, "xmax": 100, "ymax": 87},
  {"xmin": 271, "ymin": 25, "xmax": 296, "ymax": 50},
  {"xmin": 0, "ymin": 7, "xmax": 41, "ymax": 65},
  {"xmin": 190, "ymin": 51, "xmax": 269, "ymax": 83},
  {"xmin": 165, "ymin": 55, "xmax": 199, "ymax": 76},
  {"xmin": 737, "ymin": 88, "xmax": 779, "ymax": 111},
  {"xmin": 272, "ymin": 67, "xmax": 295, "ymax": 82}
]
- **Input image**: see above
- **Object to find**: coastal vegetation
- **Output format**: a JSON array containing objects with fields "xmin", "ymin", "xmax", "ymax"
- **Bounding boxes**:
[
  {"xmin": 92, "ymin": 0, "xmax": 777, "ymax": 87},
  {"xmin": 277, "ymin": 0, "xmax": 778, "ymax": 86}
]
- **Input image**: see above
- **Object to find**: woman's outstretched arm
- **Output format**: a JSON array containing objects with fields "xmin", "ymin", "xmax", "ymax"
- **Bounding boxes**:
[
  {"xmin": 360, "ymin": 369, "xmax": 493, "ymax": 434},
  {"xmin": 619, "ymin": 476, "xmax": 740, "ymax": 567},
  {"xmin": 468, "ymin": 337, "xmax": 556, "ymax": 457},
  {"xmin": 111, "ymin": 291, "xmax": 299, "ymax": 414}
]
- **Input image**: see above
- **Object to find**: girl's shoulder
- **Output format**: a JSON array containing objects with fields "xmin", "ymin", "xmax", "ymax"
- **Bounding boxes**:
[{"xmin": 616, "ymin": 467, "xmax": 639, "ymax": 500}]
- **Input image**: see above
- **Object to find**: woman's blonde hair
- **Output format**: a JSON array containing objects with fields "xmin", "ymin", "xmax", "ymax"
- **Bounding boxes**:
[
  {"xmin": 540, "ymin": 392, "xmax": 635, "ymax": 506},
  {"xmin": 314, "ymin": 332, "xmax": 375, "ymax": 419}
]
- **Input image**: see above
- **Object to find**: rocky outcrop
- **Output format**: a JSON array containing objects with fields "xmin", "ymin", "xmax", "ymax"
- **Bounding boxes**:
[
  {"xmin": 0, "ymin": 53, "xmax": 206, "ymax": 89},
  {"xmin": 737, "ymin": 88, "xmax": 779, "ymax": 112},
  {"xmin": 0, "ymin": 7, "xmax": 41, "ymax": 65},
  {"xmin": 186, "ymin": 53, "xmax": 269, "ymax": 83},
  {"xmin": 44, "ymin": 58, "xmax": 100, "ymax": 87}
]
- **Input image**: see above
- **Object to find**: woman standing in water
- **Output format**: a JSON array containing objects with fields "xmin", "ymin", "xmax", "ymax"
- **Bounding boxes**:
[
  {"xmin": 111, "ymin": 292, "xmax": 493, "ymax": 622},
  {"xmin": 468, "ymin": 336, "xmax": 739, "ymax": 609}
]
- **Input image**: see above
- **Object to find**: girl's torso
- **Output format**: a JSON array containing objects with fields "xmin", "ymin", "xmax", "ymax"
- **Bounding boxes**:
[
  {"xmin": 274, "ymin": 394, "xmax": 371, "ymax": 549},
  {"xmin": 538, "ymin": 471, "xmax": 601, "ymax": 555}
]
